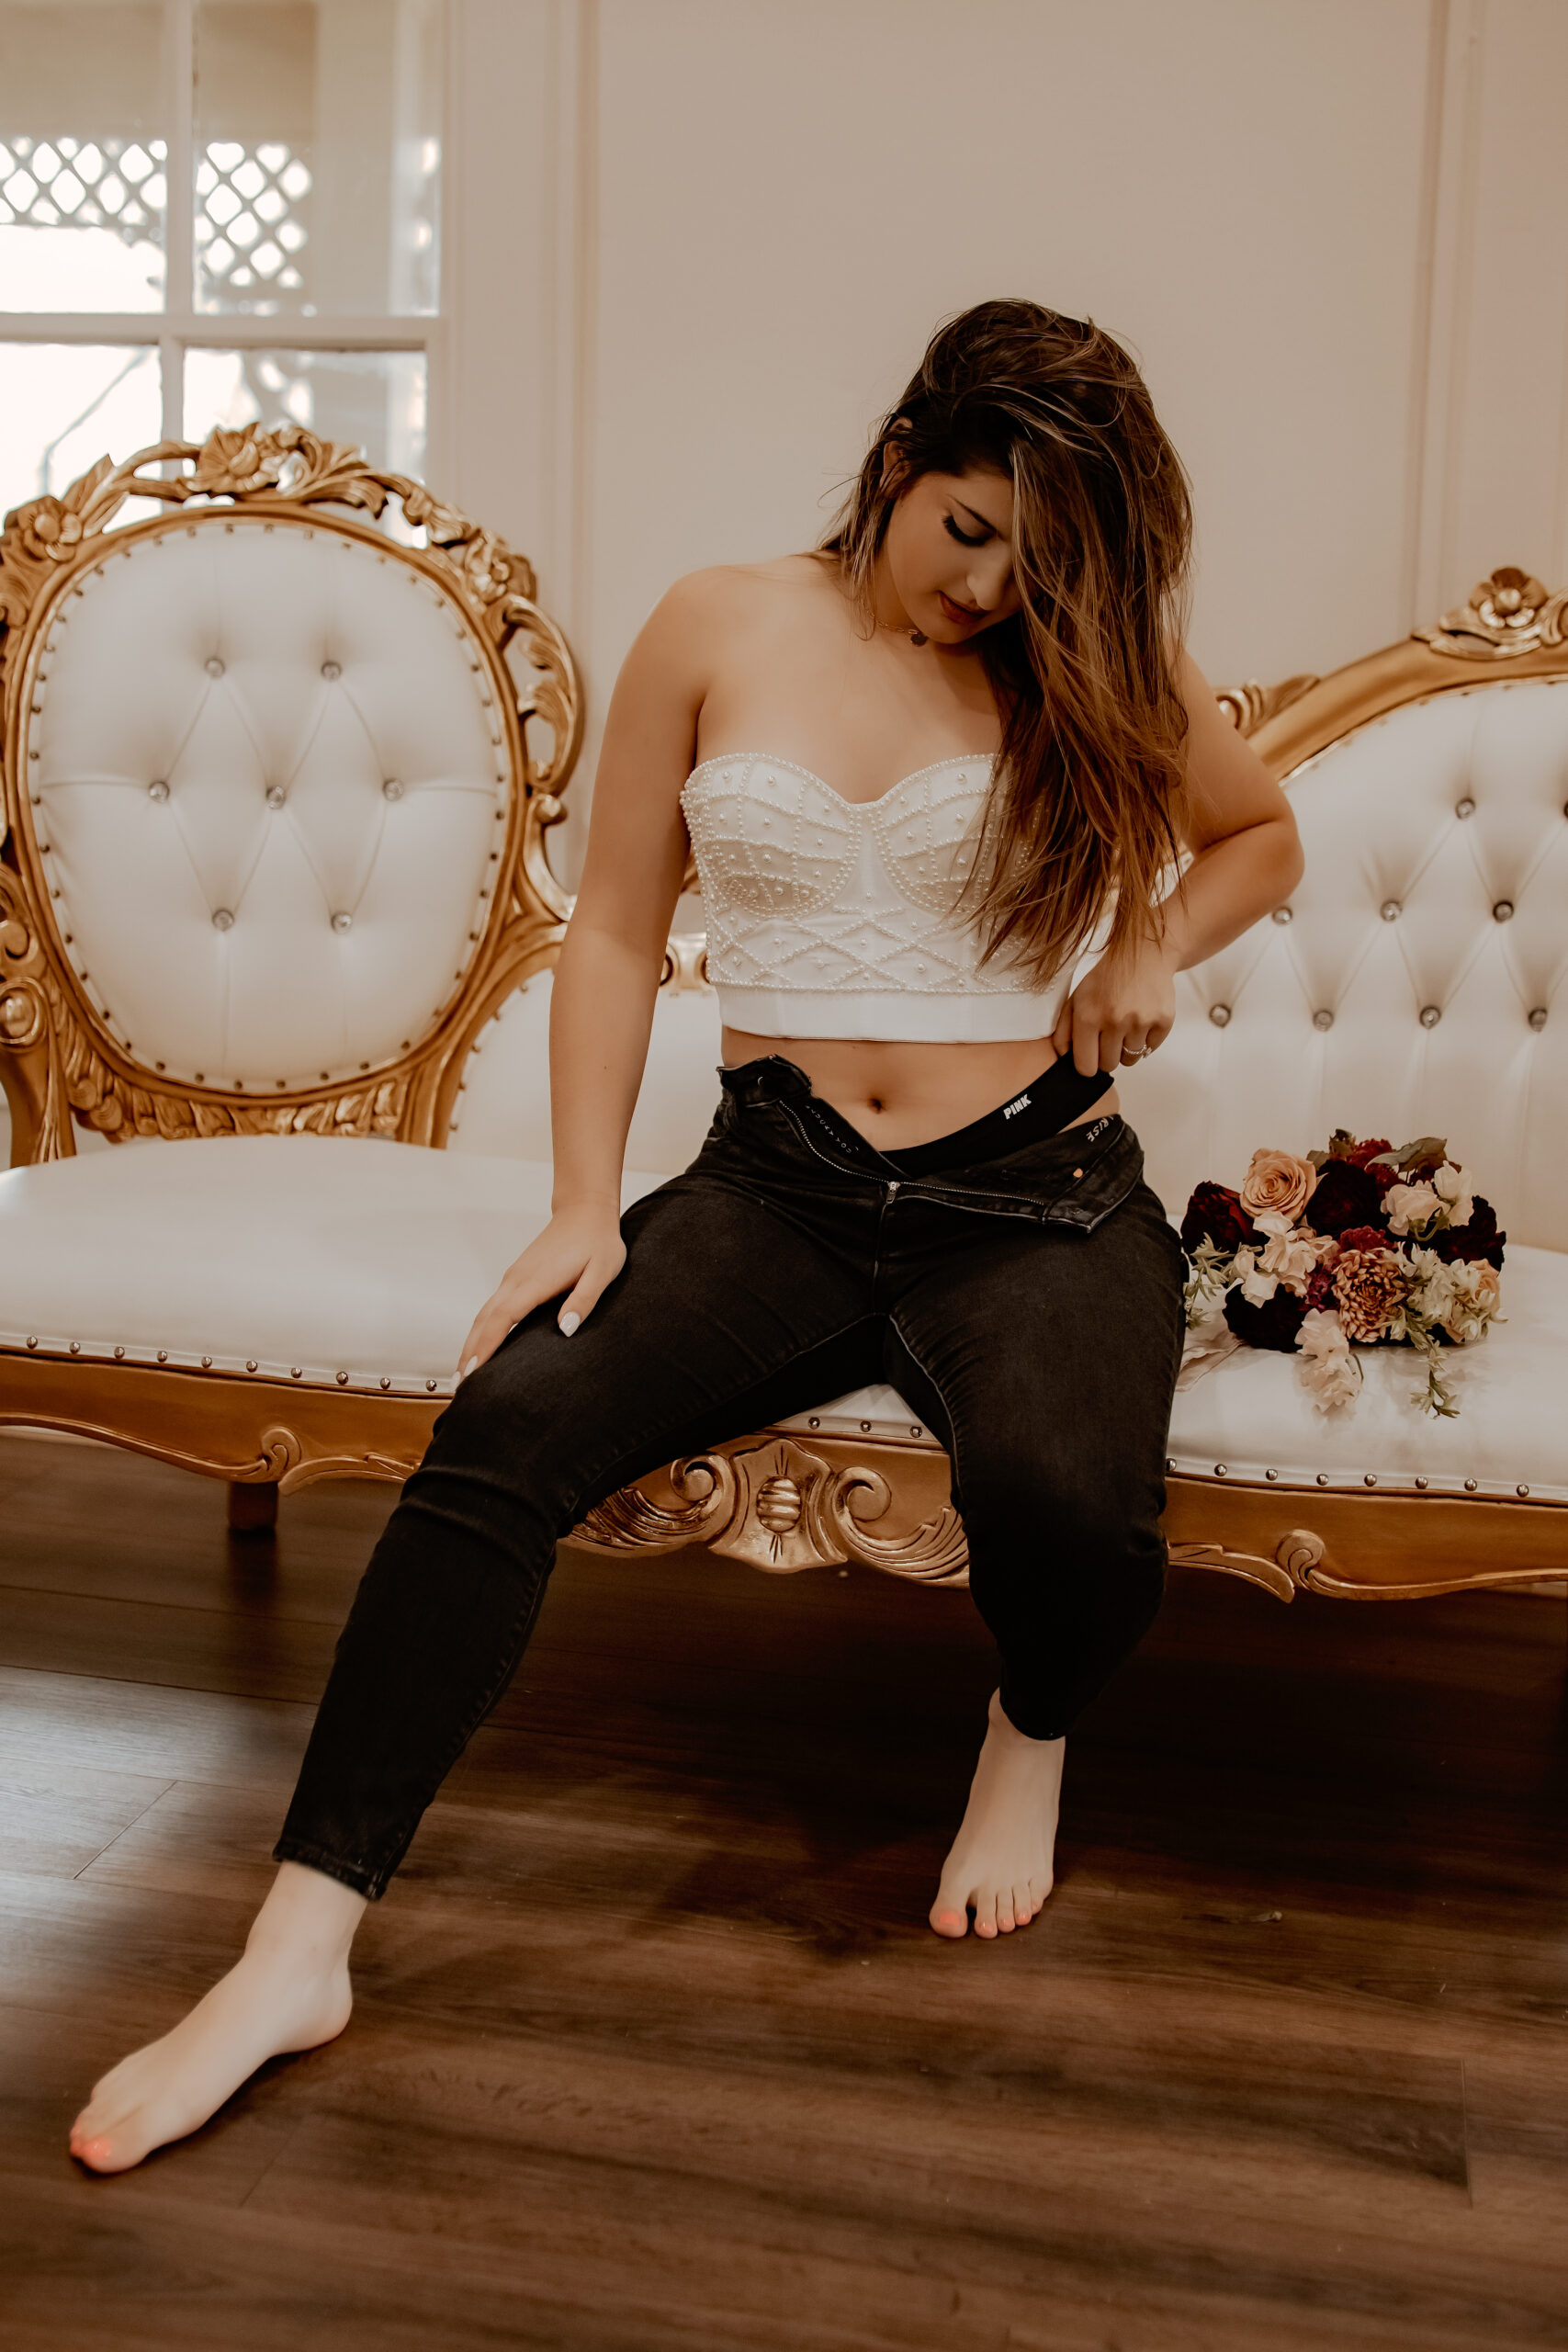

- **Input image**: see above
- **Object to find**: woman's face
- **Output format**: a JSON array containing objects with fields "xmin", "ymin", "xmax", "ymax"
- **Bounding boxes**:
[{"xmin": 880, "ymin": 462, "xmax": 1022, "ymax": 645}]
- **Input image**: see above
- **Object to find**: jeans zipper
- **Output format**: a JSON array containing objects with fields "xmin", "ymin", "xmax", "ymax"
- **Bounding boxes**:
[{"xmin": 775, "ymin": 1101, "xmax": 1048, "ymax": 1220}]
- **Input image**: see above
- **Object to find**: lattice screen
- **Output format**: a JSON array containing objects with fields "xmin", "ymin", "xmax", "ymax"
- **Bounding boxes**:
[
  {"xmin": 0, "ymin": 136, "xmax": 166, "ymax": 245},
  {"xmin": 0, "ymin": 132, "xmax": 314, "ymax": 303},
  {"xmin": 195, "ymin": 141, "xmax": 312, "ymax": 302}
]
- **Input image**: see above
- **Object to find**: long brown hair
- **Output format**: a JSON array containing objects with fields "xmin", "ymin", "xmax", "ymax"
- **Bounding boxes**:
[{"xmin": 823, "ymin": 299, "xmax": 1192, "ymax": 979}]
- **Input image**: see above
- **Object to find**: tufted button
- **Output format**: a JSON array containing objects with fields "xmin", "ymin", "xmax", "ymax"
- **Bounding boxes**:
[
  {"xmin": 1208, "ymin": 1003, "xmax": 1232, "ymax": 1028},
  {"xmin": 1380, "ymin": 899, "xmax": 1400, "ymax": 922},
  {"xmin": 1493, "ymin": 899, "xmax": 1514, "ymax": 922},
  {"xmin": 382, "ymin": 777, "xmax": 405, "ymax": 802},
  {"xmin": 331, "ymin": 911, "xmax": 353, "ymax": 933},
  {"xmin": 321, "ymin": 659, "xmax": 342, "ymax": 680},
  {"xmin": 1455, "ymin": 796, "xmax": 1474, "ymax": 819},
  {"xmin": 1270, "ymin": 906, "xmax": 1292, "ymax": 924},
  {"xmin": 1313, "ymin": 1009, "xmax": 1334, "ymax": 1032},
  {"xmin": 265, "ymin": 785, "xmax": 287, "ymax": 809},
  {"xmin": 211, "ymin": 909, "xmax": 234, "ymax": 933},
  {"xmin": 205, "ymin": 655, "xmax": 225, "ymax": 678},
  {"xmin": 1419, "ymin": 1004, "xmax": 1441, "ymax": 1029},
  {"xmin": 147, "ymin": 778, "xmax": 169, "ymax": 802},
  {"xmin": 1529, "ymin": 1006, "xmax": 1549, "ymax": 1031}
]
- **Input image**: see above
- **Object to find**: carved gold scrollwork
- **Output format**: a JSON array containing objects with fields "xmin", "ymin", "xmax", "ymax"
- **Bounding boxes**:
[
  {"xmin": 660, "ymin": 933, "xmax": 711, "ymax": 992},
  {"xmin": 1416, "ymin": 567, "xmax": 1568, "ymax": 660},
  {"xmin": 1168, "ymin": 1538, "xmax": 1295, "ymax": 1602},
  {"xmin": 575, "ymin": 1453, "xmax": 739, "ymax": 1552},
  {"xmin": 820, "ymin": 1464, "xmax": 970, "ymax": 1586},
  {"xmin": 1214, "ymin": 674, "xmax": 1322, "ymax": 737},
  {"xmin": 575, "ymin": 1433, "xmax": 973, "ymax": 1588}
]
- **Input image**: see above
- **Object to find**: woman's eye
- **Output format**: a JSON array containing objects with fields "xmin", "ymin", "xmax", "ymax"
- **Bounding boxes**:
[{"xmin": 943, "ymin": 514, "xmax": 988, "ymax": 548}]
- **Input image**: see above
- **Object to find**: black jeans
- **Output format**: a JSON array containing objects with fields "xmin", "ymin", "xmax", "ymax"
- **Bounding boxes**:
[{"xmin": 276, "ymin": 1056, "xmax": 1187, "ymax": 1899}]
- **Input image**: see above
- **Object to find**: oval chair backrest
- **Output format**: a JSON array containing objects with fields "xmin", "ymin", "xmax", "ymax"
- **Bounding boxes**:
[
  {"xmin": 1120, "ymin": 665, "xmax": 1568, "ymax": 1250},
  {"xmin": 0, "ymin": 432, "xmax": 576, "ymax": 1158}
]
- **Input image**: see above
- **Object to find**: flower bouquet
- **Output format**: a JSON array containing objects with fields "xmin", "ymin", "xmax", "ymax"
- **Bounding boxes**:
[{"xmin": 1179, "ymin": 1133, "xmax": 1506, "ymax": 1417}]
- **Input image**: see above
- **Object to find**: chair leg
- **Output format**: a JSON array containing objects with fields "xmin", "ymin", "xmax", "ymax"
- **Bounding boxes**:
[{"xmin": 228, "ymin": 1481, "xmax": 278, "ymax": 1536}]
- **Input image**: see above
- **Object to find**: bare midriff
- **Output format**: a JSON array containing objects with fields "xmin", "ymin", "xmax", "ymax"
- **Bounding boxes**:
[{"xmin": 720, "ymin": 1028, "xmax": 1120, "ymax": 1152}]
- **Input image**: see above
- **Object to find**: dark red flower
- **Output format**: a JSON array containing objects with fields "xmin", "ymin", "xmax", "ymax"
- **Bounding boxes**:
[
  {"xmin": 1345, "ymin": 1136, "xmax": 1393, "ymax": 1169},
  {"xmin": 1223, "ymin": 1285, "xmax": 1307, "ymax": 1353},
  {"xmin": 1429, "ymin": 1195, "xmax": 1506, "ymax": 1270},
  {"xmin": 1302, "ymin": 1157, "xmax": 1380, "ymax": 1238},
  {"xmin": 1337, "ymin": 1224, "xmax": 1387, "ymax": 1257},
  {"xmin": 1180, "ymin": 1182, "xmax": 1256, "ymax": 1256},
  {"xmin": 1303, "ymin": 1262, "xmax": 1337, "ymax": 1310}
]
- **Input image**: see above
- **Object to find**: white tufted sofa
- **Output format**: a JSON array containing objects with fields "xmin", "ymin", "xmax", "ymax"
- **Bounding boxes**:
[{"xmin": 0, "ymin": 437, "xmax": 1563, "ymax": 1600}]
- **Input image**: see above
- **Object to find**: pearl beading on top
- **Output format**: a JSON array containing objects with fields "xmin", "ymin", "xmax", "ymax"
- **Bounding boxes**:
[{"xmin": 680, "ymin": 752, "xmax": 1070, "ymax": 1043}]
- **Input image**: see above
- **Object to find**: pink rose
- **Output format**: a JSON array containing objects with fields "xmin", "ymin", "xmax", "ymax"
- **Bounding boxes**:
[{"xmin": 1239, "ymin": 1148, "xmax": 1317, "ymax": 1226}]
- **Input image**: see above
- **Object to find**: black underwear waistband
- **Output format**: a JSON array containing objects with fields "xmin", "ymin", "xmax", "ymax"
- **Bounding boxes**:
[{"xmin": 878, "ymin": 1058, "xmax": 1113, "ymax": 1176}]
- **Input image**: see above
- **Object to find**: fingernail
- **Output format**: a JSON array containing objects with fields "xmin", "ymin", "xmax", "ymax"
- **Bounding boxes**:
[
  {"xmin": 459, "ymin": 1356, "xmax": 479, "ymax": 1381},
  {"xmin": 558, "ymin": 1311, "xmax": 581, "ymax": 1338}
]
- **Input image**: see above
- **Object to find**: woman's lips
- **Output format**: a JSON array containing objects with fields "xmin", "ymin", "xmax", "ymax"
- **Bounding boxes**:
[{"xmin": 938, "ymin": 591, "xmax": 980, "ymax": 626}]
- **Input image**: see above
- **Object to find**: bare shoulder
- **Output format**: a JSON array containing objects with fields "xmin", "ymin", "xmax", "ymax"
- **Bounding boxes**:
[
  {"xmin": 1171, "ymin": 645, "xmax": 1292, "ymax": 843},
  {"xmin": 652, "ymin": 552, "xmax": 835, "ymax": 628}
]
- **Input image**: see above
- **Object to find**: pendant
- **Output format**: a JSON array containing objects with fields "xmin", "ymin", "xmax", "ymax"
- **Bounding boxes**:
[{"xmin": 909, "ymin": 630, "xmax": 928, "ymax": 647}]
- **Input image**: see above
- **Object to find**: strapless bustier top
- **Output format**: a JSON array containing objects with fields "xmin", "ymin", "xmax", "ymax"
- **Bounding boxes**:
[{"xmin": 680, "ymin": 752, "xmax": 1070, "ymax": 1044}]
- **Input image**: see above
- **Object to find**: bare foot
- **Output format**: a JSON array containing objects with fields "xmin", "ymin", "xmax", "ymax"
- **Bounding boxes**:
[
  {"xmin": 69, "ymin": 1862, "xmax": 366, "ymax": 2174},
  {"xmin": 930, "ymin": 1690, "xmax": 1064, "ymax": 1940}
]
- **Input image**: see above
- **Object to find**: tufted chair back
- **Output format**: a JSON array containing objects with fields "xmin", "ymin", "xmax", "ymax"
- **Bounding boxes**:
[
  {"xmin": 1120, "ymin": 575, "xmax": 1568, "ymax": 1250},
  {"xmin": 0, "ymin": 429, "xmax": 578, "ymax": 1162}
]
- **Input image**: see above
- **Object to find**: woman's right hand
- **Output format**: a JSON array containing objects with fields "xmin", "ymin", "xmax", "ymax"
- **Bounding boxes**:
[{"xmin": 457, "ymin": 1202, "xmax": 627, "ymax": 1380}]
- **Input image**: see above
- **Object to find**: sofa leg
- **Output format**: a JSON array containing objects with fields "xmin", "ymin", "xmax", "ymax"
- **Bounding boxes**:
[{"xmin": 228, "ymin": 1481, "xmax": 278, "ymax": 1536}]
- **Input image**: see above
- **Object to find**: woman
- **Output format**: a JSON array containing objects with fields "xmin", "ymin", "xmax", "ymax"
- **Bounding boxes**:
[{"xmin": 71, "ymin": 300, "xmax": 1301, "ymax": 2171}]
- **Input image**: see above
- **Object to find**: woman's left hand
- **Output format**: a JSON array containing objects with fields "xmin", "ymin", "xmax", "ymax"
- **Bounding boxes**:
[{"xmin": 1054, "ymin": 936, "xmax": 1179, "ymax": 1075}]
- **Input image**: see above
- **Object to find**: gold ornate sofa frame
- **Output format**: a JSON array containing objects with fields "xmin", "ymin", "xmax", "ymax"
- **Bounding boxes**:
[{"xmin": 0, "ymin": 435, "xmax": 1562, "ymax": 1600}]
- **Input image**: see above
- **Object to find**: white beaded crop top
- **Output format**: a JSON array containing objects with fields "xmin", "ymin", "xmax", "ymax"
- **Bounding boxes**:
[{"xmin": 680, "ymin": 752, "xmax": 1071, "ymax": 1044}]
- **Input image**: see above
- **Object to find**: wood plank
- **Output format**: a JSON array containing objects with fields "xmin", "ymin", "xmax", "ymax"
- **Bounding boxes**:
[{"xmin": 4, "ymin": 1434, "xmax": 1568, "ymax": 2349}]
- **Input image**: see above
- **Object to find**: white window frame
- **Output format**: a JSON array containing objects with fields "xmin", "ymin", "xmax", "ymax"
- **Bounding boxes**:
[{"xmin": 0, "ymin": 0, "xmax": 450, "ymax": 477}]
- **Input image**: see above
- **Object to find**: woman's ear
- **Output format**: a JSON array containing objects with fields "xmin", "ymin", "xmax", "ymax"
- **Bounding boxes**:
[{"xmin": 878, "ymin": 426, "xmax": 912, "ymax": 494}]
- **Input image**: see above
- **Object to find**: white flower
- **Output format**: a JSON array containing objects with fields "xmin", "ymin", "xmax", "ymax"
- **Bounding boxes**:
[
  {"xmin": 1403, "ymin": 1245, "xmax": 1459, "ymax": 1324},
  {"xmin": 1383, "ymin": 1181, "xmax": 1442, "ymax": 1236},
  {"xmin": 1294, "ymin": 1307, "xmax": 1362, "ymax": 1411},
  {"xmin": 1432, "ymin": 1161, "xmax": 1473, "ymax": 1227},
  {"xmin": 1259, "ymin": 1228, "xmax": 1323, "ymax": 1296},
  {"xmin": 1234, "ymin": 1246, "xmax": 1279, "ymax": 1306},
  {"xmin": 1251, "ymin": 1207, "xmax": 1297, "ymax": 1239},
  {"xmin": 1441, "ymin": 1259, "xmax": 1502, "ymax": 1344}
]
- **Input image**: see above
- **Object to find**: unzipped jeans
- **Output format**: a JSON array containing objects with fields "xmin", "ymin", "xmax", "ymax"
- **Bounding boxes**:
[{"xmin": 276, "ymin": 1054, "xmax": 1188, "ymax": 1898}]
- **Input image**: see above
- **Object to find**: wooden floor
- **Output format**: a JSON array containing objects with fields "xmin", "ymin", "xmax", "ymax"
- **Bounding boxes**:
[{"xmin": 1, "ymin": 1435, "xmax": 1566, "ymax": 2352}]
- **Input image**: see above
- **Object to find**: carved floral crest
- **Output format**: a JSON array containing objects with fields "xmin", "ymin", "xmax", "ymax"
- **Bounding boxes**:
[{"xmin": 1417, "ymin": 566, "xmax": 1568, "ymax": 659}]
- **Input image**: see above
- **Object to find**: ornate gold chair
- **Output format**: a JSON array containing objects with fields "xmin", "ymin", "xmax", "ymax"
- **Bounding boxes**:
[{"xmin": 1, "ymin": 432, "xmax": 1564, "ymax": 1602}]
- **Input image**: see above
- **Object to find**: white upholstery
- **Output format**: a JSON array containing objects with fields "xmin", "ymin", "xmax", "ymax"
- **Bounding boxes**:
[
  {"xmin": 27, "ymin": 517, "xmax": 509, "ymax": 1089},
  {"xmin": 449, "ymin": 967, "xmax": 726, "ymax": 1173},
  {"xmin": 1117, "ymin": 678, "xmax": 1568, "ymax": 1250},
  {"xmin": 0, "ymin": 1136, "xmax": 665, "ymax": 1393}
]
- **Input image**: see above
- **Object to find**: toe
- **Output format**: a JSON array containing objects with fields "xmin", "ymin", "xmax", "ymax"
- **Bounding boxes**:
[
  {"xmin": 1013, "ymin": 1883, "xmax": 1036, "ymax": 1926},
  {"xmin": 994, "ymin": 1889, "xmax": 1016, "ymax": 1933},
  {"xmin": 929, "ymin": 1903, "xmax": 969, "ymax": 1940},
  {"xmin": 73, "ymin": 2133, "xmax": 123, "ymax": 2174}
]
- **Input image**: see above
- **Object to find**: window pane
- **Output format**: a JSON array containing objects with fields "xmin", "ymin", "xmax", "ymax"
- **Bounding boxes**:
[
  {"xmin": 0, "ymin": 6, "xmax": 166, "ymax": 311},
  {"xmin": 184, "ymin": 345, "xmax": 426, "ymax": 479},
  {"xmin": 193, "ymin": 0, "xmax": 441, "ymax": 318},
  {"xmin": 0, "ymin": 341, "xmax": 162, "ymax": 514}
]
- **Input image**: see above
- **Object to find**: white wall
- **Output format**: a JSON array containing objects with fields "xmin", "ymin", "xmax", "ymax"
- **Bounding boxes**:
[{"xmin": 445, "ymin": 0, "xmax": 1568, "ymax": 880}]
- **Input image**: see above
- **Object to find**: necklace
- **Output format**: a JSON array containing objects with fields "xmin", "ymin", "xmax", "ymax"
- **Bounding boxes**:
[{"xmin": 909, "ymin": 630, "xmax": 928, "ymax": 646}]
